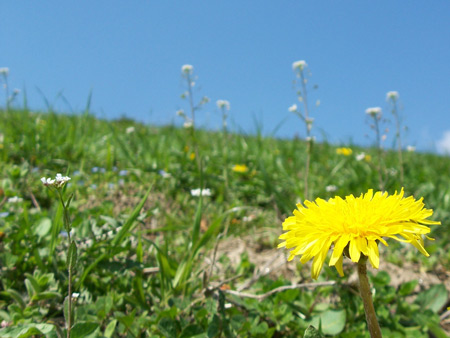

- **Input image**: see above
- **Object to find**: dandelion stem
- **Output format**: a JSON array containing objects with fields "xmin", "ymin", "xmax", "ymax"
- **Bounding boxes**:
[{"xmin": 357, "ymin": 256, "xmax": 382, "ymax": 338}]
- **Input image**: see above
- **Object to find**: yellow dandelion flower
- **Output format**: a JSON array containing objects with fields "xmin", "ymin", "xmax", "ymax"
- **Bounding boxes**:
[
  {"xmin": 189, "ymin": 152, "xmax": 196, "ymax": 160},
  {"xmin": 279, "ymin": 189, "xmax": 440, "ymax": 280},
  {"xmin": 336, "ymin": 147, "xmax": 353, "ymax": 156},
  {"xmin": 232, "ymin": 164, "xmax": 248, "ymax": 173},
  {"xmin": 364, "ymin": 154, "xmax": 371, "ymax": 162}
]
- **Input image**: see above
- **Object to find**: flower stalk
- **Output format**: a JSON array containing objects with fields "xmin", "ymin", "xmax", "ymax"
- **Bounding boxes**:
[
  {"xmin": 42, "ymin": 174, "xmax": 76, "ymax": 338},
  {"xmin": 357, "ymin": 256, "xmax": 382, "ymax": 338}
]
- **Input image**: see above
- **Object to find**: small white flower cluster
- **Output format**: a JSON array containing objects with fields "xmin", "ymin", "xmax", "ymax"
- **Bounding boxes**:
[
  {"xmin": 288, "ymin": 104, "xmax": 297, "ymax": 112},
  {"xmin": 216, "ymin": 100, "xmax": 230, "ymax": 110},
  {"xmin": 183, "ymin": 120, "xmax": 193, "ymax": 129},
  {"xmin": 190, "ymin": 188, "xmax": 212, "ymax": 197},
  {"xmin": 406, "ymin": 145, "xmax": 416, "ymax": 152},
  {"xmin": 41, "ymin": 173, "xmax": 71, "ymax": 188},
  {"xmin": 181, "ymin": 64, "xmax": 193, "ymax": 75},
  {"xmin": 386, "ymin": 91, "xmax": 399, "ymax": 101},
  {"xmin": 365, "ymin": 107, "xmax": 382, "ymax": 117},
  {"xmin": 325, "ymin": 185, "xmax": 337, "ymax": 192},
  {"xmin": 7, "ymin": 196, "xmax": 23, "ymax": 204},
  {"xmin": 126, "ymin": 126, "xmax": 135, "ymax": 134},
  {"xmin": 356, "ymin": 152, "xmax": 366, "ymax": 161},
  {"xmin": 292, "ymin": 60, "xmax": 307, "ymax": 71},
  {"xmin": 0, "ymin": 67, "xmax": 9, "ymax": 76}
]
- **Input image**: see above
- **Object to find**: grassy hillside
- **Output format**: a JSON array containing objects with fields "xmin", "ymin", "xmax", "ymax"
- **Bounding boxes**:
[{"xmin": 0, "ymin": 109, "xmax": 449, "ymax": 337}]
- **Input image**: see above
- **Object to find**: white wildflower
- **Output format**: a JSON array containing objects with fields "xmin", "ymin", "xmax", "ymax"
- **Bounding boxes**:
[
  {"xmin": 7, "ymin": 196, "xmax": 23, "ymax": 204},
  {"xmin": 183, "ymin": 121, "xmax": 193, "ymax": 129},
  {"xmin": 190, "ymin": 188, "xmax": 212, "ymax": 197},
  {"xmin": 406, "ymin": 145, "xmax": 416, "ymax": 152},
  {"xmin": 0, "ymin": 68, "xmax": 9, "ymax": 76},
  {"xmin": 55, "ymin": 173, "xmax": 71, "ymax": 187},
  {"xmin": 288, "ymin": 104, "xmax": 297, "ymax": 112},
  {"xmin": 292, "ymin": 60, "xmax": 307, "ymax": 71},
  {"xmin": 216, "ymin": 100, "xmax": 230, "ymax": 110},
  {"xmin": 386, "ymin": 91, "xmax": 399, "ymax": 101},
  {"xmin": 356, "ymin": 152, "xmax": 366, "ymax": 161},
  {"xmin": 365, "ymin": 107, "xmax": 382, "ymax": 117},
  {"xmin": 325, "ymin": 185, "xmax": 337, "ymax": 192},
  {"xmin": 126, "ymin": 126, "xmax": 135, "ymax": 134},
  {"xmin": 41, "ymin": 177, "xmax": 56, "ymax": 186},
  {"xmin": 176, "ymin": 109, "xmax": 185, "ymax": 117},
  {"xmin": 181, "ymin": 64, "xmax": 193, "ymax": 75}
]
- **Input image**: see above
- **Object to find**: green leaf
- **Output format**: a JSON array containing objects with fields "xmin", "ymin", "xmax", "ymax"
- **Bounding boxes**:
[
  {"xmin": 415, "ymin": 283, "xmax": 448, "ymax": 313},
  {"xmin": 398, "ymin": 280, "xmax": 418, "ymax": 296},
  {"xmin": 180, "ymin": 324, "xmax": 204, "ymax": 338},
  {"xmin": 157, "ymin": 317, "xmax": 178, "ymax": 338},
  {"xmin": 34, "ymin": 217, "xmax": 52, "ymax": 240},
  {"xmin": 207, "ymin": 314, "xmax": 220, "ymax": 338},
  {"xmin": 370, "ymin": 270, "xmax": 391, "ymax": 286},
  {"xmin": 303, "ymin": 325, "xmax": 324, "ymax": 338},
  {"xmin": 70, "ymin": 322, "xmax": 99, "ymax": 338},
  {"xmin": 63, "ymin": 296, "xmax": 74, "ymax": 329},
  {"xmin": 0, "ymin": 324, "xmax": 56, "ymax": 337},
  {"xmin": 33, "ymin": 291, "xmax": 62, "ymax": 301},
  {"xmin": 191, "ymin": 196, "xmax": 203, "ymax": 248},
  {"xmin": 67, "ymin": 240, "xmax": 78, "ymax": 271},
  {"xmin": 111, "ymin": 185, "xmax": 152, "ymax": 247},
  {"xmin": 104, "ymin": 319, "xmax": 117, "ymax": 337},
  {"xmin": 1, "ymin": 289, "xmax": 26, "ymax": 309},
  {"xmin": 309, "ymin": 310, "xmax": 346, "ymax": 336}
]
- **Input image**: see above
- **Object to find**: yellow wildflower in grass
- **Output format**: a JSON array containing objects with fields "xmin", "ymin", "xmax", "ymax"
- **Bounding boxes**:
[
  {"xmin": 189, "ymin": 152, "xmax": 196, "ymax": 161},
  {"xmin": 336, "ymin": 147, "xmax": 353, "ymax": 156},
  {"xmin": 232, "ymin": 164, "xmax": 249, "ymax": 173},
  {"xmin": 279, "ymin": 189, "xmax": 440, "ymax": 280}
]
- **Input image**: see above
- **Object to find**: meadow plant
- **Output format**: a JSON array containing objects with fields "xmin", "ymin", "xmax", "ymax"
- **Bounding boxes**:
[
  {"xmin": 366, "ymin": 107, "xmax": 385, "ymax": 190},
  {"xmin": 178, "ymin": 64, "xmax": 210, "ymax": 167},
  {"xmin": 386, "ymin": 91, "xmax": 404, "ymax": 185},
  {"xmin": 290, "ymin": 60, "xmax": 316, "ymax": 200},
  {"xmin": 279, "ymin": 189, "xmax": 440, "ymax": 337},
  {"xmin": 178, "ymin": 64, "xmax": 210, "ymax": 129},
  {"xmin": 41, "ymin": 174, "xmax": 77, "ymax": 337},
  {"xmin": 216, "ymin": 99, "xmax": 230, "ymax": 133}
]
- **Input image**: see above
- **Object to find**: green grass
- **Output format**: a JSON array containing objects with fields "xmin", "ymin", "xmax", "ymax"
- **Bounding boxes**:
[{"xmin": 0, "ymin": 108, "xmax": 448, "ymax": 337}]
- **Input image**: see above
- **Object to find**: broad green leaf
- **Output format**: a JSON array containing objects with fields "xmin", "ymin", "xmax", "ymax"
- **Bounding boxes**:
[
  {"xmin": 415, "ymin": 283, "xmax": 448, "ymax": 313},
  {"xmin": 398, "ymin": 280, "xmax": 418, "ymax": 296},
  {"xmin": 0, "ymin": 324, "xmax": 56, "ymax": 337},
  {"xmin": 309, "ymin": 310, "xmax": 346, "ymax": 336},
  {"xmin": 34, "ymin": 218, "xmax": 52, "ymax": 240},
  {"xmin": 104, "ymin": 319, "xmax": 117, "ymax": 337},
  {"xmin": 70, "ymin": 322, "xmax": 99, "ymax": 338}
]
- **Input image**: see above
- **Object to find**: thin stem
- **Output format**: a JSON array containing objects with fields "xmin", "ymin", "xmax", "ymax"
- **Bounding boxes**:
[
  {"xmin": 391, "ymin": 100, "xmax": 404, "ymax": 185},
  {"xmin": 186, "ymin": 74, "xmax": 195, "ymax": 127},
  {"xmin": 373, "ymin": 116, "xmax": 384, "ymax": 190},
  {"xmin": 357, "ymin": 257, "xmax": 382, "ymax": 338},
  {"xmin": 57, "ymin": 189, "xmax": 72, "ymax": 338},
  {"xmin": 299, "ymin": 69, "xmax": 311, "ymax": 200}
]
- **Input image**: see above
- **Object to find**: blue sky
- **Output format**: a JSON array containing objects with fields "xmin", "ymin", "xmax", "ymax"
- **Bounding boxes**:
[{"xmin": 2, "ymin": 1, "xmax": 450, "ymax": 153}]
